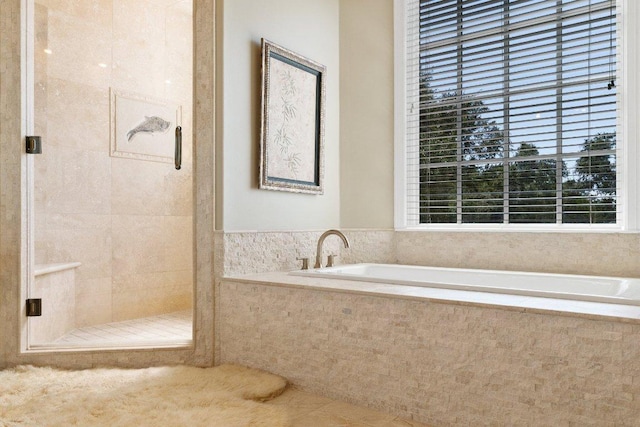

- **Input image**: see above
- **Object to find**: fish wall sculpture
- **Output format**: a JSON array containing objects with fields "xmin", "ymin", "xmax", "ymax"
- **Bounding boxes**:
[{"xmin": 127, "ymin": 116, "xmax": 171, "ymax": 141}]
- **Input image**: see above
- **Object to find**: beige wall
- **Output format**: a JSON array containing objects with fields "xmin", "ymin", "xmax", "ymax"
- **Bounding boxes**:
[
  {"xmin": 215, "ymin": 0, "xmax": 340, "ymax": 231},
  {"xmin": 32, "ymin": 0, "xmax": 193, "ymax": 327},
  {"xmin": 339, "ymin": 0, "xmax": 395, "ymax": 229}
]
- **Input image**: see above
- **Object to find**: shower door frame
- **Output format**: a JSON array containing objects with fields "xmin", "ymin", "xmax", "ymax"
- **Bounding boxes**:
[{"xmin": 5, "ymin": 0, "xmax": 216, "ymax": 366}]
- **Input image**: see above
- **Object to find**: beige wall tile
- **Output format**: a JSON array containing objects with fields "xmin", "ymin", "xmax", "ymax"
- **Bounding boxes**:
[
  {"xmin": 46, "ymin": 8, "xmax": 113, "ymax": 88},
  {"xmin": 113, "ymin": 282, "xmax": 191, "ymax": 321},
  {"xmin": 396, "ymin": 231, "xmax": 640, "ymax": 278},
  {"xmin": 111, "ymin": 158, "xmax": 193, "ymax": 216},
  {"xmin": 75, "ymin": 278, "xmax": 112, "ymax": 328},
  {"xmin": 219, "ymin": 231, "xmax": 345, "ymax": 277},
  {"xmin": 45, "ymin": 78, "xmax": 109, "ymax": 152},
  {"xmin": 163, "ymin": 163, "xmax": 193, "ymax": 216},
  {"xmin": 112, "ymin": 215, "xmax": 166, "ymax": 276},
  {"xmin": 112, "ymin": 270, "xmax": 191, "ymax": 321},
  {"xmin": 111, "ymin": 158, "xmax": 168, "ymax": 216},
  {"xmin": 29, "ymin": 268, "xmax": 77, "ymax": 344},
  {"xmin": 42, "ymin": 212, "xmax": 112, "ymax": 230},
  {"xmin": 35, "ymin": 0, "xmax": 113, "ymax": 29},
  {"xmin": 112, "ymin": 270, "xmax": 191, "ymax": 293},
  {"xmin": 35, "ymin": 145, "xmax": 112, "ymax": 215},
  {"xmin": 216, "ymin": 230, "xmax": 395, "ymax": 278},
  {"xmin": 164, "ymin": 3, "xmax": 193, "ymax": 103},
  {"xmin": 37, "ymin": 220, "xmax": 112, "ymax": 281},
  {"xmin": 218, "ymin": 280, "xmax": 640, "ymax": 426},
  {"xmin": 111, "ymin": 0, "xmax": 166, "ymax": 96},
  {"xmin": 34, "ymin": 4, "xmax": 49, "ymax": 139},
  {"xmin": 340, "ymin": 230, "xmax": 396, "ymax": 265},
  {"xmin": 164, "ymin": 216, "xmax": 193, "ymax": 271}
]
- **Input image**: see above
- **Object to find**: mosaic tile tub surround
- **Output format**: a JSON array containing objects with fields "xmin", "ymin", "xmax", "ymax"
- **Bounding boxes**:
[
  {"xmin": 217, "ymin": 279, "xmax": 640, "ymax": 426},
  {"xmin": 214, "ymin": 228, "xmax": 640, "ymax": 425},
  {"xmin": 216, "ymin": 229, "xmax": 640, "ymax": 280},
  {"xmin": 215, "ymin": 229, "xmax": 396, "ymax": 277}
]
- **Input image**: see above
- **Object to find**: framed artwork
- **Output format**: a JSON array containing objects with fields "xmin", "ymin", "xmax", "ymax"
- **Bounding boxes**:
[
  {"xmin": 110, "ymin": 88, "xmax": 181, "ymax": 164},
  {"xmin": 259, "ymin": 39, "xmax": 326, "ymax": 194}
]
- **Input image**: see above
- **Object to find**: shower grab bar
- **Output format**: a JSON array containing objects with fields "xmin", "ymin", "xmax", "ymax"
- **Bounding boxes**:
[{"xmin": 175, "ymin": 126, "xmax": 182, "ymax": 170}]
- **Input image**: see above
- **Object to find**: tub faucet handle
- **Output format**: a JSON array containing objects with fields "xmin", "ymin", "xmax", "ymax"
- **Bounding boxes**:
[
  {"xmin": 296, "ymin": 257, "xmax": 309, "ymax": 270},
  {"xmin": 327, "ymin": 254, "xmax": 338, "ymax": 267}
]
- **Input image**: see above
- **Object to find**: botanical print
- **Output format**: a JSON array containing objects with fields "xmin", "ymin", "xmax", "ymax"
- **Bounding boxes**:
[
  {"xmin": 266, "ymin": 57, "xmax": 318, "ymax": 183},
  {"xmin": 259, "ymin": 39, "xmax": 325, "ymax": 194}
]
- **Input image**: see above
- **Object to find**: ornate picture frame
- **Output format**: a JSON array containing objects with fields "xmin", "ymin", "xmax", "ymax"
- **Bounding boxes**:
[{"xmin": 259, "ymin": 39, "xmax": 326, "ymax": 194}]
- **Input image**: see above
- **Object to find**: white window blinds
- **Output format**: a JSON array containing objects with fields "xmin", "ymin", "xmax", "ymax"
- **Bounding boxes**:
[{"xmin": 404, "ymin": 0, "xmax": 618, "ymax": 225}]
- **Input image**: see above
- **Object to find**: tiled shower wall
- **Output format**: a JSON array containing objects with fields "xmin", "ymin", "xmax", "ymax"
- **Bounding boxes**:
[{"xmin": 33, "ymin": 0, "xmax": 193, "ymax": 327}]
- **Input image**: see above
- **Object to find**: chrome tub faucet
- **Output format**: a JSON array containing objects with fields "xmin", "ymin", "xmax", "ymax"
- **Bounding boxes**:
[{"xmin": 314, "ymin": 229, "xmax": 350, "ymax": 269}]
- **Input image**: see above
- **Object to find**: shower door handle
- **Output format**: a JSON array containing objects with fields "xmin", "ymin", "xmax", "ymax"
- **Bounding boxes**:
[{"xmin": 175, "ymin": 126, "xmax": 182, "ymax": 170}]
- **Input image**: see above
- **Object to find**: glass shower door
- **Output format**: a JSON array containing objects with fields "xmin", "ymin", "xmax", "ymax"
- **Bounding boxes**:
[{"xmin": 26, "ymin": 0, "xmax": 194, "ymax": 349}]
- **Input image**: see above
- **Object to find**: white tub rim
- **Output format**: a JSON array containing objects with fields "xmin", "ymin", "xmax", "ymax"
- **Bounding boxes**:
[
  {"xmin": 289, "ymin": 263, "xmax": 640, "ymax": 306},
  {"xmin": 223, "ymin": 270, "xmax": 640, "ymax": 323}
]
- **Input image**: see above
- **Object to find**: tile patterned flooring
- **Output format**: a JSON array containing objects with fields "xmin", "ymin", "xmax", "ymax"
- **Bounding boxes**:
[
  {"xmin": 268, "ymin": 386, "xmax": 431, "ymax": 427},
  {"xmin": 51, "ymin": 310, "xmax": 192, "ymax": 347}
]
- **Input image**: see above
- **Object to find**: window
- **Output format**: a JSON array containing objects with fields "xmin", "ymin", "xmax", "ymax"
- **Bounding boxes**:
[{"xmin": 398, "ymin": 0, "xmax": 620, "ymax": 228}]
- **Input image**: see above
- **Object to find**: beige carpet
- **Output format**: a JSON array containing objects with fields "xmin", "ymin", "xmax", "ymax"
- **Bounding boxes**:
[{"xmin": 0, "ymin": 364, "xmax": 289, "ymax": 427}]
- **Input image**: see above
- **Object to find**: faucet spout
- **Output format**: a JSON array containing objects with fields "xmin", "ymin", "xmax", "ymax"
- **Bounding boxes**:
[{"xmin": 315, "ymin": 229, "xmax": 350, "ymax": 269}]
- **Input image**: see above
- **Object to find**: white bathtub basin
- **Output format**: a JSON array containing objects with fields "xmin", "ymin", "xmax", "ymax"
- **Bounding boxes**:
[{"xmin": 290, "ymin": 263, "xmax": 640, "ymax": 306}]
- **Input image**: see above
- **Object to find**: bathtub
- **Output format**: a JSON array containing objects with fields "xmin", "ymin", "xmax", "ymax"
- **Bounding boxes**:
[{"xmin": 290, "ymin": 263, "xmax": 640, "ymax": 306}]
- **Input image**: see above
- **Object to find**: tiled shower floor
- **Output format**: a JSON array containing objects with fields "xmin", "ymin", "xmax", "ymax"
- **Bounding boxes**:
[{"xmin": 50, "ymin": 310, "xmax": 192, "ymax": 348}]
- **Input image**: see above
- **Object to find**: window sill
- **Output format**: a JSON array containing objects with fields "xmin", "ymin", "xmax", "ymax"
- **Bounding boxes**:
[{"xmin": 396, "ymin": 224, "xmax": 634, "ymax": 233}]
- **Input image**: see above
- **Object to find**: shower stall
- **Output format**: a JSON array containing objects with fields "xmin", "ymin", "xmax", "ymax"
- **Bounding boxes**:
[{"xmin": 25, "ymin": 0, "xmax": 194, "ymax": 349}]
